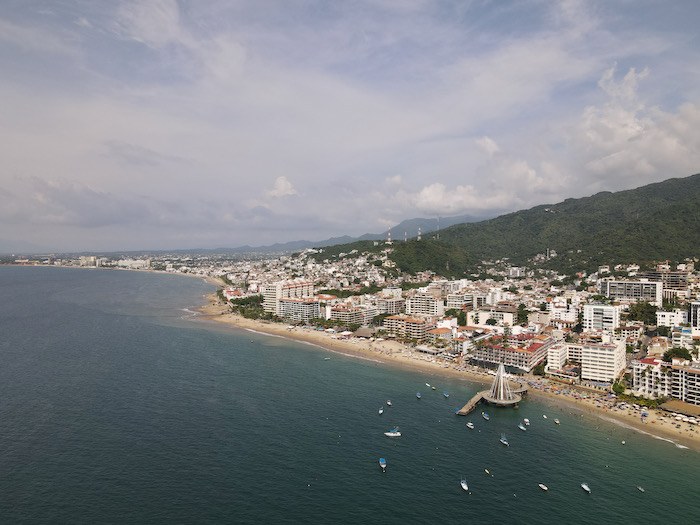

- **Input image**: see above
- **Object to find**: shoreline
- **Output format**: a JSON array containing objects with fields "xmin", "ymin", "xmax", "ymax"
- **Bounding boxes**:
[{"xmin": 193, "ymin": 291, "xmax": 700, "ymax": 452}]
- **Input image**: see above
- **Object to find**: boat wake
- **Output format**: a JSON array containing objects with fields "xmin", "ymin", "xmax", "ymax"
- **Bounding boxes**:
[{"xmin": 598, "ymin": 416, "xmax": 689, "ymax": 450}]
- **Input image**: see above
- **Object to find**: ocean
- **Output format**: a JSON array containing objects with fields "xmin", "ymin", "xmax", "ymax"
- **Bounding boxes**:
[{"xmin": 0, "ymin": 266, "xmax": 698, "ymax": 524}]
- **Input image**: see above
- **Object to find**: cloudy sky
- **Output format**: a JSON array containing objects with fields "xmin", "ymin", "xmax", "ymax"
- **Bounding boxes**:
[{"xmin": 2, "ymin": 0, "xmax": 700, "ymax": 253}]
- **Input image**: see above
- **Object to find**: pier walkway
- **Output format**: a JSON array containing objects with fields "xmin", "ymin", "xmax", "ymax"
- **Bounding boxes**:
[{"xmin": 457, "ymin": 390, "xmax": 487, "ymax": 416}]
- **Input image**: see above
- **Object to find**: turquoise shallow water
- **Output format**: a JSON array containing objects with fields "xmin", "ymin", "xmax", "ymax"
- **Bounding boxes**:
[{"xmin": 0, "ymin": 266, "xmax": 698, "ymax": 524}]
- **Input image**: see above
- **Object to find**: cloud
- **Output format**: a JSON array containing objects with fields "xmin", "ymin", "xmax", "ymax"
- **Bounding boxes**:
[
  {"xmin": 266, "ymin": 176, "xmax": 297, "ymax": 198},
  {"xmin": 1, "ymin": 1, "xmax": 700, "ymax": 251},
  {"xmin": 476, "ymin": 136, "xmax": 500, "ymax": 156},
  {"xmin": 114, "ymin": 0, "xmax": 183, "ymax": 49}
]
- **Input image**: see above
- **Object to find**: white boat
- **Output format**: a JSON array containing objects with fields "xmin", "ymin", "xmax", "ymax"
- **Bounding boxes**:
[
  {"xmin": 637, "ymin": 486, "xmax": 645, "ymax": 493},
  {"xmin": 461, "ymin": 477, "xmax": 469, "ymax": 492},
  {"xmin": 482, "ymin": 412, "xmax": 490, "ymax": 421},
  {"xmin": 416, "ymin": 392, "xmax": 421, "ymax": 399},
  {"xmin": 581, "ymin": 482, "xmax": 591, "ymax": 493},
  {"xmin": 500, "ymin": 433, "xmax": 509, "ymax": 446},
  {"xmin": 379, "ymin": 458, "xmax": 387, "ymax": 471},
  {"xmin": 539, "ymin": 483, "xmax": 548, "ymax": 491},
  {"xmin": 379, "ymin": 407, "xmax": 384, "ymax": 415},
  {"xmin": 543, "ymin": 414, "xmax": 547, "ymax": 419},
  {"xmin": 384, "ymin": 427, "xmax": 401, "ymax": 437},
  {"xmin": 444, "ymin": 392, "xmax": 449, "ymax": 398},
  {"xmin": 518, "ymin": 423, "xmax": 527, "ymax": 431},
  {"xmin": 386, "ymin": 400, "xmax": 392, "ymax": 406},
  {"xmin": 426, "ymin": 383, "xmax": 431, "ymax": 387},
  {"xmin": 466, "ymin": 422, "xmax": 475, "ymax": 429},
  {"xmin": 524, "ymin": 418, "xmax": 530, "ymax": 426}
]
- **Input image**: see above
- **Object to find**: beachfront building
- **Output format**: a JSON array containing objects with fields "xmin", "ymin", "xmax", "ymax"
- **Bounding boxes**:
[
  {"xmin": 598, "ymin": 279, "xmax": 663, "ymax": 306},
  {"xmin": 670, "ymin": 365, "xmax": 700, "ymax": 406},
  {"xmin": 405, "ymin": 293, "xmax": 445, "ymax": 317},
  {"xmin": 426, "ymin": 327, "xmax": 453, "ymax": 344},
  {"xmin": 328, "ymin": 305, "xmax": 364, "ymax": 326},
  {"xmin": 262, "ymin": 280, "xmax": 314, "ymax": 315},
  {"xmin": 631, "ymin": 357, "xmax": 673, "ymax": 399},
  {"xmin": 277, "ymin": 298, "xmax": 320, "ymax": 323},
  {"xmin": 582, "ymin": 303, "xmax": 620, "ymax": 333},
  {"xmin": 580, "ymin": 339, "xmax": 626, "ymax": 384},
  {"xmin": 470, "ymin": 334, "xmax": 552, "ymax": 372},
  {"xmin": 377, "ymin": 297, "xmax": 405, "ymax": 315},
  {"xmin": 383, "ymin": 315, "xmax": 428, "ymax": 341}
]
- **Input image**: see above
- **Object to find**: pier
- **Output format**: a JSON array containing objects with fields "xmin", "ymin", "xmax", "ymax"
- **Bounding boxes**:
[
  {"xmin": 457, "ymin": 390, "xmax": 487, "ymax": 415},
  {"xmin": 456, "ymin": 363, "xmax": 528, "ymax": 415}
]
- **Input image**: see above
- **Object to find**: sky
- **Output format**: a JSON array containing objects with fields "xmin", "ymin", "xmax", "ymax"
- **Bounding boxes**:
[{"xmin": 2, "ymin": 0, "xmax": 700, "ymax": 253}]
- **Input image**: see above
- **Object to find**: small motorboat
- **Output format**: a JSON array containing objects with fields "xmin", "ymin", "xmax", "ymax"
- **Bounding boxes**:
[
  {"xmin": 539, "ymin": 483, "xmax": 548, "ymax": 491},
  {"xmin": 384, "ymin": 427, "xmax": 401, "ymax": 438},
  {"xmin": 444, "ymin": 392, "xmax": 449, "ymax": 398},
  {"xmin": 432, "ymin": 386, "xmax": 436, "ymax": 390},
  {"xmin": 621, "ymin": 440, "xmax": 626, "ymax": 445},
  {"xmin": 543, "ymin": 415, "xmax": 548, "ymax": 419},
  {"xmin": 637, "ymin": 486, "xmax": 645, "ymax": 493},
  {"xmin": 482, "ymin": 412, "xmax": 490, "ymax": 421},
  {"xmin": 386, "ymin": 400, "xmax": 392, "ymax": 406},
  {"xmin": 581, "ymin": 482, "xmax": 591, "ymax": 493},
  {"xmin": 524, "ymin": 418, "xmax": 530, "ymax": 426},
  {"xmin": 460, "ymin": 477, "xmax": 469, "ymax": 492},
  {"xmin": 518, "ymin": 423, "xmax": 527, "ymax": 432},
  {"xmin": 426, "ymin": 383, "xmax": 431, "ymax": 387},
  {"xmin": 554, "ymin": 419, "xmax": 560, "ymax": 425},
  {"xmin": 379, "ymin": 458, "xmax": 387, "ymax": 472},
  {"xmin": 379, "ymin": 407, "xmax": 384, "ymax": 415},
  {"xmin": 500, "ymin": 433, "xmax": 509, "ymax": 446},
  {"xmin": 416, "ymin": 392, "xmax": 422, "ymax": 399},
  {"xmin": 466, "ymin": 422, "xmax": 475, "ymax": 430}
]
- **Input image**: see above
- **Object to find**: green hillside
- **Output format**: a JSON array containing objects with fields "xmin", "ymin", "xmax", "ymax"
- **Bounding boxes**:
[
  {"xmin": 315, "ymin": 173, "xmax": 700, "ymax": 278},
  {"xmin": 439, "ymin": 173, "xmax": 700, "ymax": 274}
]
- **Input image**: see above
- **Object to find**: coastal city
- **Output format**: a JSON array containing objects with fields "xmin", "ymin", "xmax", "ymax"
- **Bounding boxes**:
[{"xmin": 11, "ymin": 242, "xmax": 700, "ymax": 442}]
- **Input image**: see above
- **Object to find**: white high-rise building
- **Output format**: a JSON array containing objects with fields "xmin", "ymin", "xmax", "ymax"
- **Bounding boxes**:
[
  {"xmin": 580, "ymin": 339, "xmax": 626, "ymax": 384},
  {"xmin": 261, "ymin": 280, "xmax": 314, "ymax": 315},
  {"xmin": 582, "ymin": 304, "xmax": 620, "ymax": 333}
]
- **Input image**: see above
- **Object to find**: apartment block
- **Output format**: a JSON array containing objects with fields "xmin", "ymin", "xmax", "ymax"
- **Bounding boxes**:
[
  {"xmin": 599, "ymin": 280, "xmax": 663, "ymax": 306},
  {"xmin": 582, "ymin": 303, "xmax": 620, "ymax": 333}
]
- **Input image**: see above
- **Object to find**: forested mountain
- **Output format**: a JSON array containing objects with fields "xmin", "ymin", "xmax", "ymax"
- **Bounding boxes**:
[{"xmin": 313, "ymin": 173, "xmax": 700, "ymax": 278}]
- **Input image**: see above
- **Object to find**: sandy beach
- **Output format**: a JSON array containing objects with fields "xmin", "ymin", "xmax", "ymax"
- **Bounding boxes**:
[{"xmin": 195, "ymin": 291, "xmax": 700, "ymax": 452}]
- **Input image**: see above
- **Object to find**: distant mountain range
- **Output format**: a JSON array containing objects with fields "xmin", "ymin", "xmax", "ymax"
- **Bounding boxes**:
[
  {"xmin": 219, "ymin": 213, "xmax": 488, "ymax": 254},
  {"xmin": 310, "ymin": 172, "xmax": 700, "ymax": 277}
]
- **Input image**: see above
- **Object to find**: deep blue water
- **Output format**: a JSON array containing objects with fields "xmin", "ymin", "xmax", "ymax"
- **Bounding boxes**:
[{"xmin": 0, "ymin": 266, "xmax": 698, "ymax": 524}]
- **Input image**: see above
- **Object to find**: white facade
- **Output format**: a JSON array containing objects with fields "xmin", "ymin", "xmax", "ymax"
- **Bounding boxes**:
[
  {"xmin": 405, "ymin": 293, "xmax": 445, "ymax": 317},
  {"xmin": 631, "ymin": 358, "xmax": 673, "ymax": 399},
  {"xmin": 580, "ymin": 340, "xmax": 626, "ymax": 383},
  {"xmin": 656, "ymin": 308, "xmax": 689, "ymax": 328},
  {"xmin": 262, "ymin": 280, "xmax": 314, "ymax": 315},
  {"xmin": 277, "ymin": 298, "xmax": 320, "ymax": 322},
  {"xmin": 582, "ymin": 304, "xmax": 620, "ymax": 333}
]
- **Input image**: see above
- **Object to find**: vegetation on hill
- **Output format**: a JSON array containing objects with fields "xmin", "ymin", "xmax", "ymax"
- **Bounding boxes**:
[
  {"xmin": 312, "ymin": 173, "xmax": 700, "ymax": 278},
  {"xmin": 439, "ymin": 173, "xmax": 700, "ymax": 274}
]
